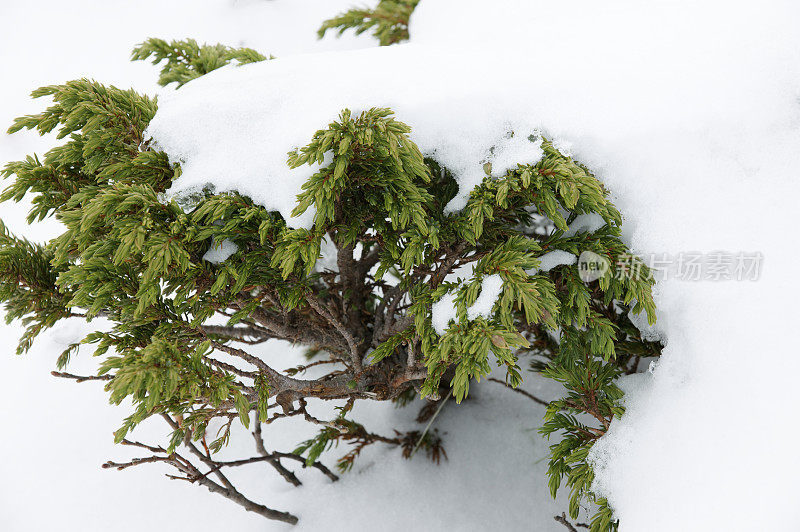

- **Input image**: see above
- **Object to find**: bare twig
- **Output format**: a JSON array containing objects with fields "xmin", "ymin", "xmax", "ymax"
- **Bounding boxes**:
[
  {"xmin": 160, "ymin": 414, "xmax": 298, "ymax": 524},
  {"xmin": 201, "ymin": 324, "xmax": 270, "ymax": 343},
  {"xmin": 410, "ymin": 395, "xmax": 449, "ymax": 458},
  {"xmin": 51, "ymin": 371, "xmax": 113, "ymax": 383},
  {"xmin": 554, "ymin": 513, "xmax": 579, "ymax": 532},
  {"xmin": 487, "ymin": 377, "xmax": 549, "ymax": 407},
  {"xmin": 102, "ymin": 455, "xmax": 173, "ymax": 470},
  {"xmin": 306, "ymin": 292, "xmax": 362, "ymax": 372},
  {"xmin": 253, "ymin": 419, "xmax": 302, "ymax": 486}
]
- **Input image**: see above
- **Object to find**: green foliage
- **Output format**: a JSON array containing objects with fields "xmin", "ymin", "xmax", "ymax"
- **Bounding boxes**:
[
  {"xmin": 0, "ymin": 42, "xmax": 660, "ymax": 529},
  {"xmin": 0, "ymin": 220, "xmax": 73, "ymax": 354},
  {"xmin": 131, "ymin": 38, "xmax": 270, "ymax": 87},
  {"xmin": 319, "ymin": 0, "xmax": 420, "ymax": 46}
]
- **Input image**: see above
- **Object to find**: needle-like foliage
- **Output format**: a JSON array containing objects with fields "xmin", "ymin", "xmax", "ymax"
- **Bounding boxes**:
[
  {"xmin": 319, "ymin": 0, "xmax": 420, "ymax": 46},
  {"xmin": 131, "ymin": 38, "xmax": 270, "ymax": 87}
]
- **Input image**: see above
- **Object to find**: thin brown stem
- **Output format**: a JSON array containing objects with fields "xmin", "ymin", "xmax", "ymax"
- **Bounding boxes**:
[{"xmin": 487, "ymin": 377, "xmax": 549, "ymax": 407}]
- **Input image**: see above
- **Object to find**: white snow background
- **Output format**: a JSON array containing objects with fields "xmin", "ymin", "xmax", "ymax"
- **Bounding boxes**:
[{"xmin": 2, "ymin": 0, "xmax": 800, "ymax": 531}]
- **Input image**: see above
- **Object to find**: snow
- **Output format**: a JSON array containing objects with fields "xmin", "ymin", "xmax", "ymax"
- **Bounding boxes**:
[
  {"xmin": 487, "ymin": 132, "xmax": 544, "ymax": 178},
  {"xmin": 466, "ymin": 274, "xmax": 504, "ymax": 321},
  {"xmin": 313, "ymin": 235, "xmax": 339, "ymax": 273},
  {"xmin": 202, "ymin": 237, "xmax": 239, "ymax": 264},
  {"xmin": 431, "ymin": 291, "xmax": 458, "ymax": 335},
  {"xmin": 417, "ymin": 2, "xmax": 800, "ymax": 530},
  {"xmin": 432, "ymin": 275, "xmax": 505, "ymax": 334},
  {"xmin": 146, "ymin": 48, "xmax": 550, "ymax": 224},
  {"xmin": 3, "ymin": 0, "xmax": 800, "ymax": 530},
  {"xmin": 563, "ymin": 213, "xmax": 607, "ymax": 238},
  {"xmin": 530, "ymin": 250, "xmax": 578, "ymax": 274}
]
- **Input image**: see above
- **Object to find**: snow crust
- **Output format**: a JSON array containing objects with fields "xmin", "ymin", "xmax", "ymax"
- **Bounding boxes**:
[{"xmin": 147, "ymin": 0, "xmax": 800, "ymax": 529}]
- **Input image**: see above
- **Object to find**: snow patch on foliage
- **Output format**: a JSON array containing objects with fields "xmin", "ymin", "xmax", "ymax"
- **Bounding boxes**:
[
  {"xmin": 431, "ymin": 291, "xmax": 458, "ymax": 335},
  {"xmin": 146, "ymin": 47, "xmax": 549, "ymax": 226},
  {"xmin": 202, "ymin": 237, "xmax": 238, "ymax": 264},
  {"xmin": 432, "ymin": 275, "xmax": 505, "ymax": 334},
  {"xmin": 466, "ymin": 274, "xmax": 504, "ymax": 321},
  {"xmin": 488, "ymin": 132, "xmax": 544, "ymax": 177},
  {"xmin": 530, "ymin": 250, "xmax": 577, "ymax": 275},
  {"xmin": 563, "ymin": 213, "xmax": 607, "ymax": 238}
]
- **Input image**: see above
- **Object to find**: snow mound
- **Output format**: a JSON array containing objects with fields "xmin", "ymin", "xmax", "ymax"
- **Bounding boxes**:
[{"xmin": 146, "ymin": 47, "xmax": 547, "ymax": 228}]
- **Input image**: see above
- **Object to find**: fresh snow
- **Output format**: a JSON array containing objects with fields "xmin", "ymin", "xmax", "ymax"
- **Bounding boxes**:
[
  {"xmin": 562, "ymin": 213, "xmax": 607, "ymax": 238},
  {"xmin": 145, "ymin": 48, "xmax": 550, "ymax": 225},
  {"xmin": 530, "ymin": 250, "xmax": 578, "ymax": 274},
  {"xmin": 202, "ymin": 237, "xmax": 239, "ymax": 264},
  {"xmin": 466, "ymin": 274, "xmax": 504, "ymax": 321},
  {"xmin": 431, "ymin": 291, "xmax": 458, "ymax": 335},
  {"xmin": 3, "ymin": 0, "xmax": 800, "ymax": 531},
  {"xmin": 432, "ymin": 274, "xmax": 505, "ymax": 335},
  {"xmin": 487, "ymin": 132, "xmax": 544, "ymax": 178},
  {"xmin": 413, "ymin": 2, "xmax": 800, "ymax": 531}
]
